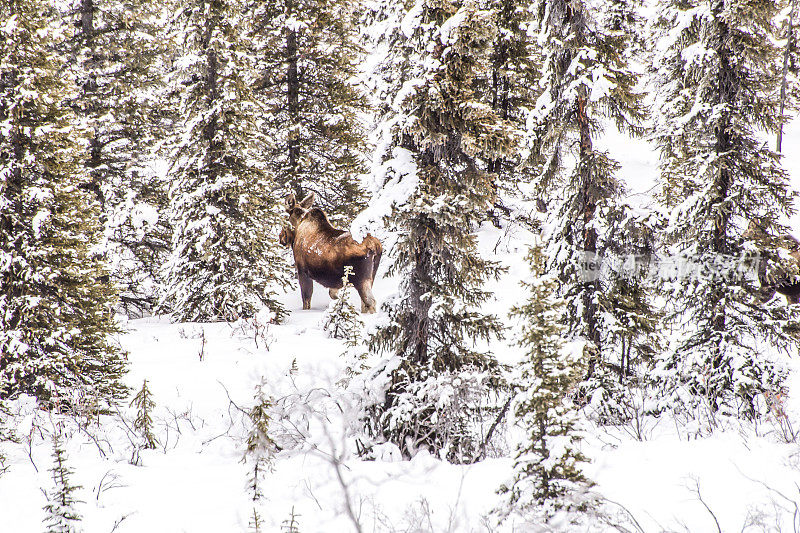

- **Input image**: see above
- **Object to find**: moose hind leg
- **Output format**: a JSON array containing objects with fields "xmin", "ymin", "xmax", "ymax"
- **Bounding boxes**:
[
  {"xmin": 760, "ymin": 285, "xmax": 778, "ymax": 304},
  {"xmin": 299, "ymin": 272, "xmax": 314, "ymax": 310},
  {"xmin": 356, "ymin": 281, "xmax": 377, "ymax": 314}
]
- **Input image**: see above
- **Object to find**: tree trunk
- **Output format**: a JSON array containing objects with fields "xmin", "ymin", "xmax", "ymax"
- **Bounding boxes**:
[
  {"xmin": 79, "ymin": 0, "xmax": 105, "ymax": 209},
  {"xmin": 778, "ymin": 0, "xmax": 795, "ymax": 153},
  {"xmin": 709, "ymin": 1, "xmax": 736, "ymax": 411},
  {"xmin": 199, "ymin": 2, "xmax": 221, "ymax": 194},
  {"xmin": 576, "ymin": 96, "xmax": 601, "ymax": 374},
  {"xmin": 286, "ymin": 0, "xmax": 301, "ymax": 196},
  {"xmin": 712, "ymin": 3, "xmax": 734, "ymax": 332}
]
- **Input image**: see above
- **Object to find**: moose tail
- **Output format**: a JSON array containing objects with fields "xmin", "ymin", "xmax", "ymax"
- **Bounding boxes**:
[{"xmin": 363, "ymin": 233, "xmax": 382, "ymax": 280}]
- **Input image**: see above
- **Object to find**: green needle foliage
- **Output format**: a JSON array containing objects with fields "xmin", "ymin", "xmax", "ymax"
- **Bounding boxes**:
[
  {"xmin": 43, "ymin": 430, "xmax": 83, "ymax": 533},
  {"xmin": 367, "ymin": 0, "xmax": 516, "ymax": 463},
  {"xmin": 251, "ymin": 0, "xmax": 368, "ymax": 223},
  {"xmin": 0, "ymin": 0, "xmax": 127, "ymax": 409},
  {"xmin": 131, "ymin": 379, "xmax": 158, "ymax": 450},
  {"xmin": 162, "ymin": 0, "xmax": 292, "ymax": 322},
  {"xmin": 323, "ymin": 266, "xmax": 365, "ymax": 345},
  {"xmin": 69, "ymin": 0, "xmax": 172, "ymax": 316},
  {"xmin": 650, "ymin": 0, "xmax": 800, "ymax": 417},
  {"xmin": 498, "ymin": 245, "xmax": 593, "ymax": 522}
]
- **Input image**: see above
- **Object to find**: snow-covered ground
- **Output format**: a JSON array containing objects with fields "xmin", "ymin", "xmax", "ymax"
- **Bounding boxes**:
[{"xmin": 4, "ymin": 122, "xmax": 800, "ymax": 533}]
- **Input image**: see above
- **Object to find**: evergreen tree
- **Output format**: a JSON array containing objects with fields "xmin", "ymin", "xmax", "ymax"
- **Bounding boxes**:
[
  {"xmin": 0, "ymin": 401, "xmax": 12, "ymax": 476},
  {"xmin": 0, "ymin": 0, "xmax": 127, "ymax": 408},
  {"xmin": 367, "ymin": 0, "xmax": 516, "ymax": 462},
  {"xmin": 248, "ymin": 508, "xmax": 263, "ymax": 533},
  {"xmin": 606, "ymin": 0, "xmax": 644, "ymax": 55},
  {"xmin": 281, "ymin": 508, "xmax": 301, "ymax": 533},
  {"xmin": 523, "ymin": 0, "xmax": 653, "ymax": 400},
  {"xmin": 43, "ymin": 430, "xmax": 82, "ymax": 533},
  {"xmin": 244, "ymin": 385, "xmax": 275, "ymax": 508},
  {"xmin": 498, "ymin": 245, "xmax": 592, "ymax": 521},
  {"xmin": 130, "ymin": 379, "xmax": 158, "ymax": 450},
  {"xmin": 326, "ymin": 267, "xmax": 369, "ymax": 385},
  {"xmin": 69, "ymin": 0, "xmax": 172, "ymax": 316},
  {"xmin": 162, "ymin": 0, "xmax": 292, "ymax": 322},
  {"xmin": 583, "ymin": 207, "xmax": 664, "ymax": 421},
  {"xmin": 777, "ymin": 0, "xmax": 800, "ymax": 152},
  {"xmin": 650, "ymin": 0, "xmax": 799, "ymax": 417},
  {"xmin": 251, "ymin": 0, "xmax": 368, "ymax": 223},
  {"xmin": 322, "ymin": 266, "xmax": 364, "ymax": 344},
  {"xmin": 483, "ymin": 0, "xmax": 540, "ymax": 224}
]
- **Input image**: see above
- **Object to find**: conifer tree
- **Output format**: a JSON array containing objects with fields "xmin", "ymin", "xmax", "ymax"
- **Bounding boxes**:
[
  {"xmin": 326, "ymin": 267, "xmax": 369, "ymax": 384},
  {"xmin": 244, "ymin": 385, "xmax": 275, "ymax": 511},
  {"xmin": 0, "ymin": 401, "xmax": 11, "ymax": 476},
  {"xmin": 523, "ymin": 0, "xmax": 654, "ymax": 400},
  {"xmin": 483, "ymin": 0, "xmax": 540, "ymax": 223},
  {"xmin": 650, "ymin": 0, "xmax": 799, "ymax": 417},
  {"xmin": 0, "ymin": 0, "xmax": 127, "ymax": 407},
  {"xmin": 251, "ymin": 0, "xmax": 368, "ymax": 223},
  {"xmin": 583, "ymin": 208, "xmax": 664, "ymax": 420},
  {"xmin": 367, "ymin": 0, "xmax": 516, "ymax": 462},
  {"xmin": 281, "ymin": 508, "xmax": 301, "ymax": 533},
  {"xmin": 777, "ymin": 0, "xmax": 800, "ymax": 152},
  {"xmin": 69, "ymin": 0, "xmax": 172, "ymax": 315},
  {"xmin": 43, "ymin": 430, "xmax": 83, "ymax": 533},
  {"xmin": 323, "ymin": 266, "xmax": 364, "ymax": 345},
  {"xmin": 249, "ymin": 508, "xmax": 263, "ymax": 533},
  {"xmin": 130, "ymin": 379, "xmax": 158, "ymax": 450},
  {"xmin": 162, "ymin": 0, "xmax": 292, "ymax": 322},
  {"xmin": 498, "ymin": 245, "xmax": 592, "ymax": 521},
  {"xmin": 606, "ymin": 0, "xmax": 644, "ymax": 55}
]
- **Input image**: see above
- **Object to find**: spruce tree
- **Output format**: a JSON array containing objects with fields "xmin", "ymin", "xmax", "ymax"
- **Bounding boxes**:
[
  {"xmin": 69, "ymin": 0, "xmax": 172, "ymax": 315},
  {"xmin": 249, "ymin": 508, "xmax": 263, "ymax": 533},
  {"xmin": 651, "ymin": 0, "xmax": 799, "ymax": 417},
  {"xmin": 583, "ymin": 208, "xmax": 664, "ymax": 421},
  {"xmin": 162, "ymin": 0, "xmax": 292, "ymax": 322},
  {"xmin": 777, "ymin": 0, "xmax": 800, "ymax": 152},
  {"xmin": 281, "ymin": 508, "xmax": 301, "ymax": 533},
  {"xmin": 498, "ymin": 245, "xmax": 592, "ymax": 521},
  {"xmin": 323, "ymin": 266, "xmax": 364, "ymax": 344},
  {"xmin": 367, "ymin": 0, "xmax": 516, "ymax": 462},
  {"xmin": 483, "ymin": 0, "xmax": 540, "ymax": 224},
  {"xmin": 0, "ymin": 401, "xmax": 11, "ymax": 476},
  {"xmin": 244, "ymin": 385, "xmax": 275, "ymax": 509},
  {"xmin": 0, "ymin": 0, "xmax": 127, "ymax": 408},
  {"xmin": 251, "ymin": 0, "xmax": 368, "ymax": 223},
  {"xmin": 130, "ymin": 379, "xmax": 158, "ymax": 450},
  {"xmin": 523, "ymin": 0, "xmax": 655, "ymax": 402},
  {"xmin": 43, "ymin": 430, "xmax": 83, "ymax": 533},
  {"xmin": 244, "ymin": 386, "xmax": 274, "ymax": 533}
]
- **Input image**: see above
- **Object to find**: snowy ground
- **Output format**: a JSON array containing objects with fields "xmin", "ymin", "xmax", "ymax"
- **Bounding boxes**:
[{"xmin": 5, "ymin": 124, "xmax": 800, "ymax": 533}]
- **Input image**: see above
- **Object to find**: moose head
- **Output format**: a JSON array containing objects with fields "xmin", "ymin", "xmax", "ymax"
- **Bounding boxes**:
[
  {"xmin": 278, "ymin": 225, "xmax": 295, "ymax": 248},
  {"xmin": 284, "ymin": 192, "xmax": 316, "ymax": 229},
  {"xmin": 743, "ymin": 219, "xmax": 769, "ymax": 243}
]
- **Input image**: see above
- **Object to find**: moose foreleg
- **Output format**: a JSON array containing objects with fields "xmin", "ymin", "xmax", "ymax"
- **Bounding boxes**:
[
  {"xmin": 328, "ymin": 288, "xmax": 340, "ymax": 300},
  {"xmin": 299, "ymin": 272, "xmax": 314, "ymax": 310}
]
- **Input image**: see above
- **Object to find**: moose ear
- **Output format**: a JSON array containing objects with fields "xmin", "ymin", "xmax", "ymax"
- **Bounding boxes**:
[
  {"xmin": 285, "ymin": 193, "xmax": 297, "ymax": 212},
  {"xmin": 299, "ymin": 192, "xmax": 315, "ymax": 209}
]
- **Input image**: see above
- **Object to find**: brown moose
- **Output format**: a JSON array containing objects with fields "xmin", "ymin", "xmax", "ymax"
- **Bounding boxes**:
[
  {"xmin": 280, "ymin": 193, "xmax": 382, "ymax": 313},
  {"xmin": 743, "ymin": 220, "xmax": 800, "ymax": 304}
]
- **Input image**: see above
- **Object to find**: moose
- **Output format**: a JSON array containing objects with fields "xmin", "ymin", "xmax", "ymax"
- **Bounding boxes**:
[
  {"xmin": 280, "ymin": 193, "xmax": 382, "ymax": 313},
  {"xmin": 743, "ymin": 220, "xmax": 800, "ymax": 304}
]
